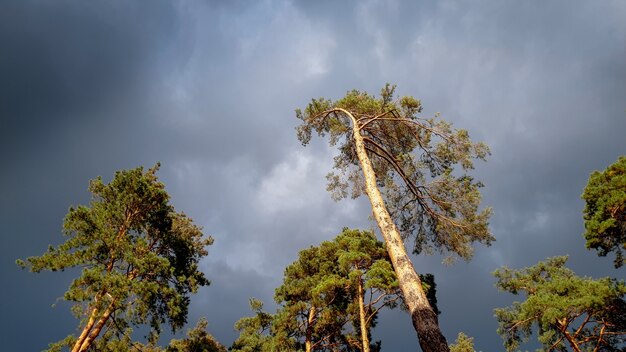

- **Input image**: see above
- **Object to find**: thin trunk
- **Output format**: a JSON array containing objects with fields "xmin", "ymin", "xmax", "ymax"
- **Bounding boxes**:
[
  {"xmin": 561, "ymin": 327, "xmax": 582, "ymax": 352},
  {"xmin": 71, "ymin": 307, "xmax": 99, "ymax": 352},
  {"xmin": 592, "ymin": 324, "xmax": 606, "ymax": 352},
  {"xmin": 306, "ymin": 305, "xmax": 315, "ymax": 352},
  {"xmin": 72, "ymin": 300, "xmax": 115, "ymax": 352},
  {"xmin": 78, "ymin": 305, "xmax": 114, "ymax": 352},
  {"xmin": 357, "ymin": 277, "xmax": 370, "ymax": 352},
  {"xmin": 340, "ymin": 108, "xmax": 449, "ymax": 352}
]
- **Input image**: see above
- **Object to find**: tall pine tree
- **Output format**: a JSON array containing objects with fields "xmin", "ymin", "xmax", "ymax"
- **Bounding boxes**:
[{"xmin": 296, "ymin": 84, "xmax": 492, "ymax": 351}]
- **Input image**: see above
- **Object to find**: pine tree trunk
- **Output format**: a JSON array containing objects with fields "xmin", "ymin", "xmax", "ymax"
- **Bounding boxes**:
[
  {"xmin": 71, "ymin": 307, "xmax": 98, "ymax": 352},
  {"xmin": 357, "ymin": 277, "xmax": 370, "ymax": 352},
  {"xmin": 306, "ymin": 305, "xmax": 315, "ymax": 352},
  {"xmin": 341, "ymin": 108, "xmax": 450, "ymax": 352},
  {"xmin": 71, "ymin": 300, "xmax": 115, "ymax": 352},
  {"xmin": 77, "ymin": 305, "xmax": 114, "ymax": 352}
]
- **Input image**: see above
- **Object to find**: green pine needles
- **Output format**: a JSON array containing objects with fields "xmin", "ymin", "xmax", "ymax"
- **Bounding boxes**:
[
  {"xmin": 582, "ymin": 156, "xmax": 626, "ymax": 268},
  {"xmin": 494, "ymin": 256, "xmax": 626, "ymax": 351}
]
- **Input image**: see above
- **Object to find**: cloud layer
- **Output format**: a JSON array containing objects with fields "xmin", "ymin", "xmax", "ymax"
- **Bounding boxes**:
[{"xmin": 2, "ymin": 1, "xmax": 625, "ymax": 350}]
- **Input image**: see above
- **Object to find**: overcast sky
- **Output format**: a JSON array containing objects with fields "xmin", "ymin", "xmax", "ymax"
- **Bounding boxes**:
[{"xmin": 2, "ymin": 1, "xmax": 625, "ymax": 351}]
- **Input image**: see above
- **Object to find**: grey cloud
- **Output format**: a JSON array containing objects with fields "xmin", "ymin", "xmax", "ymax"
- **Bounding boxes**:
[
  {"xmin": 189, "ymin": 259, "xmax": 280, "ymax": 344},
  {"xmin": 0, "ymin": 2, "xmax": 177, "ymax": 134}
]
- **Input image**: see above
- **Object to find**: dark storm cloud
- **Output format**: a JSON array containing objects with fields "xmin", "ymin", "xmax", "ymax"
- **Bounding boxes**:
[
  {"xmin": 190, "ymin": 260, "xmax": 280, "ymax": 343},
  {"xmin": 0, "ymin": 1, "xmax": 177, "ymax": 148},
  {"xmin": 1, "ymin": 2, "xmax": 181, "ymax": 350},
  {"xmin": 3, "ymin": 1, "xmax": 625, "ymax": 351}
]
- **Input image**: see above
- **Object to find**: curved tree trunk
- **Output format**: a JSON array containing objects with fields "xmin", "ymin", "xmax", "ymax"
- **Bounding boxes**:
[{"xmin": 338, "ymin": 108, "xmax": 449, "ymax": 352}]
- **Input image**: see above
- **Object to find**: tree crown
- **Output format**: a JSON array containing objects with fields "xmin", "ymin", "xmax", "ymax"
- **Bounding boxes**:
[
  {"xmin": 494, "ymin": 256, "xmax": 626, "ymax": 351},
  {"xmin": 296, "ymin": 84, "xmax": 493, "ymax": 261},
  {"xmin": 18, "ymin": 165, "xmax": 213, "ymax": 350}
]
